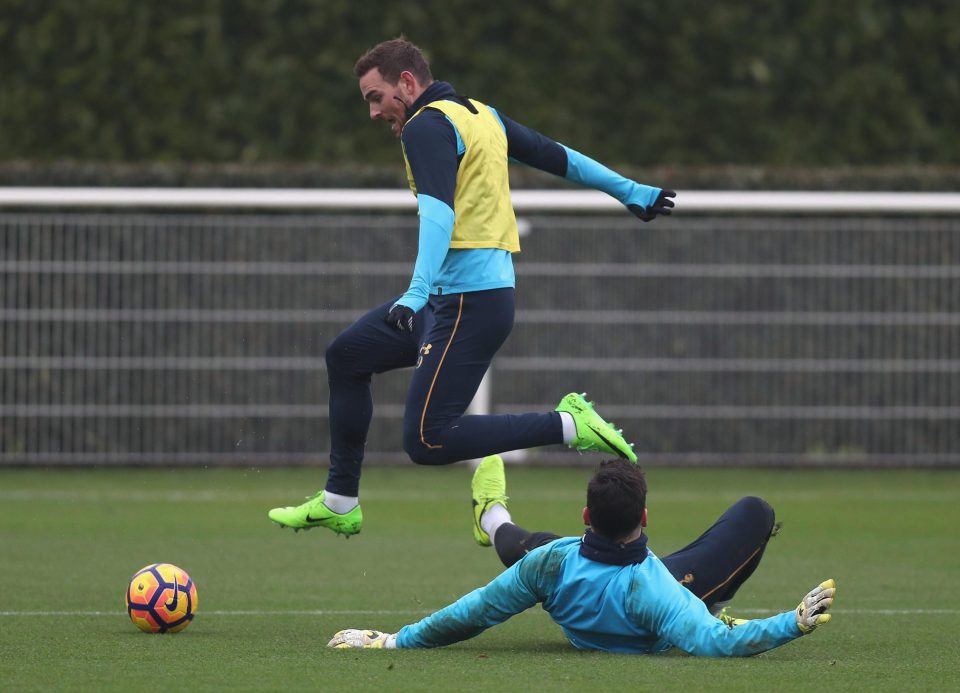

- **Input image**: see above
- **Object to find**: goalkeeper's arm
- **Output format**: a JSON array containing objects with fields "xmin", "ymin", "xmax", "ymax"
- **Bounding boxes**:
[
  {"xmin": 647, "ymin": 578, "xmax": 837, "ymax": 657},
  {"xmin": 327, "ymin": 547, "xmax": 551, "ymax": 650}
]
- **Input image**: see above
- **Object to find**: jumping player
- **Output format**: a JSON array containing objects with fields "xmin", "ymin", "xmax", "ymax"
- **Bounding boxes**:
[{"xmin": 268, "ymin": 38, "xmax": 675, "ymax": 538}]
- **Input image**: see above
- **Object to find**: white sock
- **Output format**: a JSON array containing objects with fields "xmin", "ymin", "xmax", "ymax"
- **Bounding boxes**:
[
  {"xmin": 559, "ymin": 411, "xmax": 577, "ymax": 444},
  {"xmin": 710, "ymin": 599, "xmax": 731, "ymax": 616},
  {"xmin": 480, "ymin": 503, "xmax": 512, "ymax": 544},
  {"xmin": 323, "ymin": 491, "xmax": 358, "ymax": 514}
]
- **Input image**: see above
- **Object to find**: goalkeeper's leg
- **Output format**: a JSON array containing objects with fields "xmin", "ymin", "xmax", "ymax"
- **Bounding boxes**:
[
  {"xmin": 493, "ymin": 525, "xmax": 563, "ymax": 568},
  {"xmin": 660, "ymin": 496, "xmax": 777, "ymax": 613},
  {"xmin": 472, "ymin": 454, "xmax": 561, "ymax": 567}
]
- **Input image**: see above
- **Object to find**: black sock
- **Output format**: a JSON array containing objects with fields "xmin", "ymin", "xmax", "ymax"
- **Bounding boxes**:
[{"xmin": 494, "ymin": 523, "xmax": 562, "ymax": 568}]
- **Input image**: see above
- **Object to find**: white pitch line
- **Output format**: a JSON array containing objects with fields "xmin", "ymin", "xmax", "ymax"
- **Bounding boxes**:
[
  {"xmin": 1, "ymin": 608, "xmax": 957, "ymax": 617},
  {"xmin": 2, "ymin": 489, "xmax": 959, "ymax": 504},
  {"xmin": 0, "ymin": 609, "xmax": 432, "ymax": 617},
  {"xmin": 736, "ymin": 608, "xmax": 960, "ymax": 615}
]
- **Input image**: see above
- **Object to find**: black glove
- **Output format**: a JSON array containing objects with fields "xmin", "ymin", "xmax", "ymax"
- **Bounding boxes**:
[
  {"xmin": 628, "ymin": 189, "xmax": 676, "ymax": 222},
  {"xmin": 385, "ymin": 303, "xmax": 415, "ymax": 333}
]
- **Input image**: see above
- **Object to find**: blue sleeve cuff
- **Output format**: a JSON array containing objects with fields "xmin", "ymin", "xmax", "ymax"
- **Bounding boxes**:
[
  {"xmin": 396, "ymin": 194, "xmax": 455, "ymax": 312},
  {"xmin": 562, "ymin": 144, "xmax": 660, "ymax": 210}
]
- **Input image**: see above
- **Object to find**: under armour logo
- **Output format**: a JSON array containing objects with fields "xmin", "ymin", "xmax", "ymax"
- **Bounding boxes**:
[{"xmin": 416, "ymin": 343, "xmax": 433, "ymax": 369}]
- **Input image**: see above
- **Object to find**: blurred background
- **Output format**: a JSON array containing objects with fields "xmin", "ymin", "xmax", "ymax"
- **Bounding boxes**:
[
  {"xmin": 1, "ymin": 0, "xmax": 958, "ymax": 467},
  {"xmin": 2, "ymin": 1, "xmax": 959, "ymax": 184}
]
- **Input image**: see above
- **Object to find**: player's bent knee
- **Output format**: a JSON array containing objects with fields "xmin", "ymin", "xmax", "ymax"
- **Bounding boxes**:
[
  {"xmin": 402, "ymin": 430, "xmax": 456, "ymax": 466},
  {"xmin": 402, "ymin": 417, "xmax": 462, "ymax": 465},
  {"xmin": 325, "ymin": 333, "xmax": 374, "ymax": 383},
  {"xmin": 405, "ymin": 445, "xmax": 454, "ymax": 466},
  {"xmin": 737, "ymin": 495, "xmax": 776, "ymax": 532},
  {"xmin": 325, "ymin": 335, "xmax": 351, "ymax": 370}
]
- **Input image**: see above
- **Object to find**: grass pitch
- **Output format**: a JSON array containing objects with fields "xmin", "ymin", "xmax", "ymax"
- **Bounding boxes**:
[{"xmin": 1, "ymin": 464, "xmax": 958, "ymax": 692}]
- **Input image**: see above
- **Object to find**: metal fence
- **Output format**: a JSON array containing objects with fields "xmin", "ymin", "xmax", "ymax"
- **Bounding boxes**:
[{"xmin": 2, "ymin": 190, "xmax": 959, "ymax": 466}]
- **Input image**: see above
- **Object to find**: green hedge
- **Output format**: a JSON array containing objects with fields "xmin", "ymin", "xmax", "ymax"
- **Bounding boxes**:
[{"xmin": 1, "ymin": 1, "xmax": 958, "ymax": 167}]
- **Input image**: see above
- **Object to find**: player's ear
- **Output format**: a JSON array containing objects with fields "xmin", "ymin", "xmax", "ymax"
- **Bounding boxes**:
[
  {"xmin": 398, "ymin": 70, "xmax": 418, "ymax": 94},
  {"xmin": 641, "ymin": 508, "xmax": 648, "ymax": 528},
  {"xmin": 582, "ymin": 506, "xmax": 591, "ymax": 527}
]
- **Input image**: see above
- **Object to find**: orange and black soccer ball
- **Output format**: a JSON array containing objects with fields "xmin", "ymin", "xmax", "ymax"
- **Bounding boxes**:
[{"xmin": 126, "ymin": 563, "xmax": 198, "ymax": 634}]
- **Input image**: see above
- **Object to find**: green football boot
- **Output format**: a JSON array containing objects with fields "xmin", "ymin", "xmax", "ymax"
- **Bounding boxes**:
[
  {"xmin": 471, "ymin": 455, "xmax": 508, "ymax": 547},
  {"xmin": 556, "ymin": 392, "xmax": 638, "ymax": 462},
  {"xmin": 716, "ymin": 607, "xmax": 750, "ymax": 628},
  {"xmin": 268, "ymin": 491, "xmax": 362, "ymax": 537}
]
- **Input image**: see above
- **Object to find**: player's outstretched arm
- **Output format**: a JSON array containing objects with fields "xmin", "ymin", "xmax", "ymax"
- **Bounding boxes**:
[
  {"xmin": 641, "ymin": 570, "xmax": 837, "ymax": 656},
  {"xmin": 493, "ymin": 110, "xmax": 675, "ymax": 223},
  {"xmin": 795, "ymin": 578, "xmax": 837, "ymax": 634},
  {"xmin": 328, "ymin": 629, "xmax": 397, "ymax": 649}
]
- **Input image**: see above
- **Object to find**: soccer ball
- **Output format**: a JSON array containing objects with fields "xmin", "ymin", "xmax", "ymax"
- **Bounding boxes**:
[{"xmin": 126, "ymin": 563, "xmax": 198, "ymax": 633}]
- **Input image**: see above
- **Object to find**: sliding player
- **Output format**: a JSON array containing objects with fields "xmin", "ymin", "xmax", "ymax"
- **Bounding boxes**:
[{"xmin": 329, "ymin": 457, "xmax": 836, "ymax": 654}]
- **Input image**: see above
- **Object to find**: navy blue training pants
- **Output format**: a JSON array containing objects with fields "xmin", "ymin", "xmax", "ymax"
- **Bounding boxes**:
[
  {"xmin": 495, "ymin": 496, "xmax": 777, "ymax": 610},
  {"xmin": 324, "ymin": 288, "xmax": 563, "ymax": 496}
]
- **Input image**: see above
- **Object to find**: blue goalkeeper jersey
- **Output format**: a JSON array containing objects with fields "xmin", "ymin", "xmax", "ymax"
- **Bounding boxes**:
[{"xmin": 395, "ymin": 536, "xmax": 803, "ymax": 655}]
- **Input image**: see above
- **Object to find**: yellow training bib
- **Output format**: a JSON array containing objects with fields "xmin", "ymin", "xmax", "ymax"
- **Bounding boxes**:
[{"xmin": 403, "ymin": 98, "xmax": 520, "ymax": 253}]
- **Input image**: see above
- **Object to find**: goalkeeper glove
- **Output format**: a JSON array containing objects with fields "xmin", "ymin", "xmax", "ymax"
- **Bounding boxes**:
[
  {"xmin": 795, "ymin": 578, "xmax": 837, "ymax": 634},
  {"xmin": 385, "ymin": 303, "xmax": 415, "ymax": 333},
  {"xmin": 629, "ymin": 189, "xmax": 676, "ymax": 222},
  {"xmin": 327, "ymin": 629, "xmax": 397, "ymax": 649}
]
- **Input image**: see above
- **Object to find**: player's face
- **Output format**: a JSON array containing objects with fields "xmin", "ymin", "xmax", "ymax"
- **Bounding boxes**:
[{"xmin": 359, "ymin": 68, "xmax": 410, "ymax": 138}]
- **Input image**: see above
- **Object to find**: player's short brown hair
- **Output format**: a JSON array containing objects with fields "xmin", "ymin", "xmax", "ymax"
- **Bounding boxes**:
[
  {"xmin": 353, "ymin": 37, "xmax": 433, "ymax": 85},
  {"xmin": 587, "ymin": 460, "xmax": 648, "ymax": 542}
]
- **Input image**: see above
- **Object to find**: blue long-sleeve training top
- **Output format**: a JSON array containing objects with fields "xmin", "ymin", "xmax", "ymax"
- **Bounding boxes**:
[
  {"xmin": 395, "ymin": 537, "xmax": 803, "ymax": 655},
  {"xmin": 395, "ymin": 81, "xmax": 664, "ymax": 312}
]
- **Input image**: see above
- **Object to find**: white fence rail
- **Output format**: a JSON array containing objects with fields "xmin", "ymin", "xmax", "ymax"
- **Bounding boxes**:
[
  {"xmin": 1, "ymin": 189, "xmax": 959, "ymax": 466},
  {"xmin": 3, "ymin": 188, "xmax": 960, "ymax": 213}
]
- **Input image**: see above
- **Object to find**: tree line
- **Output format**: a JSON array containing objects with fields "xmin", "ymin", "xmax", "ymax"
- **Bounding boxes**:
[{"xmin": 1, "ymin": 1, "xmax": 956, "ymax": 169}]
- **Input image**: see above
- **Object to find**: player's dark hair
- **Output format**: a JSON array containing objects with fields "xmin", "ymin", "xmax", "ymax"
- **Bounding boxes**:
[
  {"xmin": 353, "ymin": 37, "xmax": 433, "ymax": 85},
  {"xmin": 586, "ymin": 460, "xmax": 647, "ymax": 542}
]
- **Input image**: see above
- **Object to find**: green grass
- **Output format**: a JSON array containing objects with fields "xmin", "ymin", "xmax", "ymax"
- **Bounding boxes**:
[{"xmin": 2, "ymin": 465, "xmax": 958, "ymax": 691}]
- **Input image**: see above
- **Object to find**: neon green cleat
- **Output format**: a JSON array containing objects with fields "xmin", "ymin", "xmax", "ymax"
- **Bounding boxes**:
[
  {"xmin": 268, "ymin": 491, "xmax": 362, "ymax": 537},
  {"xmin": 556, "ymin": 392, "xmax": 638, "ymax": 462},
  {"xmin": 471, "ymin": 455, "xmax": 508, "ymax": 547},
  {"xmin": 716, "ymin": 607, "xmax": 750, "ymax": 628}
]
